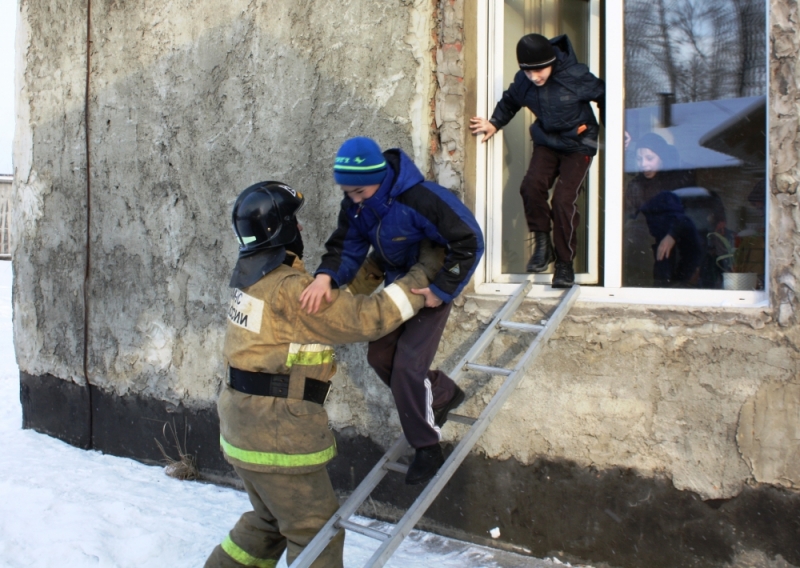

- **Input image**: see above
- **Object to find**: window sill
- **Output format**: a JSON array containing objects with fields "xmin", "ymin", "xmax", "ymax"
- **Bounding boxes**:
[{"xmin": 473, "ymin": 281, "xmax": 769, "ymax": 308}]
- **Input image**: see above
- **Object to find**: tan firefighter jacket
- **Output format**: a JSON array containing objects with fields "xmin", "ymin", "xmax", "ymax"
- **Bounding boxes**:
[{"xmin": 219, "ymin": 255, "xmax": 432, "ymax": 475}]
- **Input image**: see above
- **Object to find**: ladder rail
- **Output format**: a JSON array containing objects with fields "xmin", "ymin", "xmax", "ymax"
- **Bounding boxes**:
[
  {"xmin": 293, "ymin": 283, "xmax": 532, "ymax": 568},
  {"xmin": 363, "ymin": 285, "xmax": 581, "ymax": 567},
  {"xmin": 291, "ymin": 436, "xmax": 410, "ymax": 567},
  {"xmin": 293, "ymin": 280, "xmax": 577, "ymax": 568}
]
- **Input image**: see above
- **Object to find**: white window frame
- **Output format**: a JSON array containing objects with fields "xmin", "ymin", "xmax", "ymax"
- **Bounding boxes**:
[{"xmin": 472, "ymin": 0, "xmax": 770, "ymax": 307}]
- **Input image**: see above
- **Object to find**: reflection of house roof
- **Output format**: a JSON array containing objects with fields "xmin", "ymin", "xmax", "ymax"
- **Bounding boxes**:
[
  {"xmin": 625, "ymin": 96, "xmax": 765, "ymax": 172},
  {"xmin": 699, "ymin": 98, "xmax": 766, "ymax": 164}
]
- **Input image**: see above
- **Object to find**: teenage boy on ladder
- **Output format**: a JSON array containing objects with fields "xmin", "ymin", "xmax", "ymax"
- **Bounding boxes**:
[{"xmin": 299, "ymin": 136, "xmax": 484, "ymax": 486}]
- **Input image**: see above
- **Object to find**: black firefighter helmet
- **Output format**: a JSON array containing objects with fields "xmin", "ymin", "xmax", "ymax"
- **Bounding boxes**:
[{"xmin": 229, "ymin": 181, "xmax": 304, "ymax": 288}]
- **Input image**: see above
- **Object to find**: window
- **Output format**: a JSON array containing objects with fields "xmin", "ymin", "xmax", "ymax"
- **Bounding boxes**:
[{"xmin": 474, "ymin": 0, "xmax": 768, "ymax": 306}]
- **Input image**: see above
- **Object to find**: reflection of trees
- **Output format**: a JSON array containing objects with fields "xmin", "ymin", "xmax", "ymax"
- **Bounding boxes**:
[{"xmin": 625, "ymin": 0, "xmax": 766, "ymax": 107}]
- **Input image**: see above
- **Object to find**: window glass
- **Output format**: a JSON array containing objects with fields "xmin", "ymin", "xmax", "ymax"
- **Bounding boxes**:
[{"xmin": 623, "ymin": 0, "xmax": 767, "ymax": 290}]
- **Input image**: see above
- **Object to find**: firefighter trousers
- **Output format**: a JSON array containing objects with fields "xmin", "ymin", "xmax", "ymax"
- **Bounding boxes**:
[{"xmin": 205, "ymin": 465, "xmax": 344, "ymax": 568}]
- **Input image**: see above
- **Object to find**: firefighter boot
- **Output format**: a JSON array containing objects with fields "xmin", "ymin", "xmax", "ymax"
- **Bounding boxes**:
[{"xmin": 526, "ymin": 232, "xmax": 555, "ymax": 273}]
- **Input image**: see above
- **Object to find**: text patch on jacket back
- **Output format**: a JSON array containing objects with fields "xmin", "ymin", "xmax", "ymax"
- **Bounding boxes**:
[{"xmin": 228, "ymin": 288, "xmax": 263, "ymax": 333}]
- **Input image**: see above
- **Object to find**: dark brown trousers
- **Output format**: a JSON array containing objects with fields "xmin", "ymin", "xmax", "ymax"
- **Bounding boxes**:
[
  {"xmin": 367, "ymin": 301, "xmax": 457, "ymax": 449},
  {"xmin": 520, "ymin": 145, "xmax": 592, "ymax": 263}
]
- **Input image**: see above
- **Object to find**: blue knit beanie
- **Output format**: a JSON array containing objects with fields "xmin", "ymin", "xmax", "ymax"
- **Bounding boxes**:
[{"xmin": 333, "ymin": 137, "xmax": 388, "ymax": 186}]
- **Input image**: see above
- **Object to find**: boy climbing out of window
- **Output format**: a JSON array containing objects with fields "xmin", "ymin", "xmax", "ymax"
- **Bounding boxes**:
[
  {"xmin": 471, "ymin": 33, "xmax": 604, "ymax": 287},
  {"xmin": 299, "ymin": 136, "xmax": 484, "ymax": 486}
]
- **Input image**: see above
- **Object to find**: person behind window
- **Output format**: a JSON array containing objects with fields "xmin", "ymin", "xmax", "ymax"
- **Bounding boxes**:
[
  {"xmin": 625, "ymin": 133, "xmax": 703, "ymax": 287},
  {"xmin": 470, "ymin": 33, "xmax": 605, "ymax": 288}
]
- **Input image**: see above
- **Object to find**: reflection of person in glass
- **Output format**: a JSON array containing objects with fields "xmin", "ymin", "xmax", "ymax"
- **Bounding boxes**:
[
  {"xmin": 470, "ymin": 33, "xmax": 604, "ymax": 288},
  {"xmin": 625, "ymin": 133, "xmax": 703, "ymax": 287}
]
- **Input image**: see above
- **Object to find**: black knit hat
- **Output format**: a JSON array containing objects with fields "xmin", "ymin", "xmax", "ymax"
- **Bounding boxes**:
[
  {"xmin": 636, "ymin": 133, "xmax": 680, "ymax": 170},
  {"xmin": 516, "ymin": 34, "xmax": 556, "ymax": 70}
]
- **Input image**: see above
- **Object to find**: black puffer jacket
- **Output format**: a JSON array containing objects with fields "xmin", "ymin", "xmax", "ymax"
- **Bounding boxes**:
[{"xmin": 489, "ymin": 35, "xmax": 605, "ymax": 156}]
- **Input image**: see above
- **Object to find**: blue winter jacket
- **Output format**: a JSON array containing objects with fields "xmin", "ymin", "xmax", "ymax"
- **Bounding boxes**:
[
  {"xmin": 638, "ymin": 190, "xmax": 690, "ymax": 241},
  {"xmin": 316, "ymin": 149, "xmax": 484, "ymax": 303},
  {"xmin": 489, "ymin": 35, "xmax": 605, "ymax": 155}
]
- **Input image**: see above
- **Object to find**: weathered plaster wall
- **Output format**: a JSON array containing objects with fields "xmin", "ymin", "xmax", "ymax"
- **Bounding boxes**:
[
  {"xmin": 771, "ymin": 0, "xmax": 800, "ymax": 326},
  {"xmin": 13, "ymin": 0, "xmax": 435, "ymax": 404},
  {"xmin": 322, "ymin": 290, "xmax": 800, "ymax": 502},
  {"xmin": 438, "ymin": 300, "xmax": 798, "ymax": 499},
  {"xmin": 13, "ymin": 0, "xmax": 88, "ymax": 384},
  {"xmin": 432, "ymin": 0, "xmax": 465, "ymax": 192}
]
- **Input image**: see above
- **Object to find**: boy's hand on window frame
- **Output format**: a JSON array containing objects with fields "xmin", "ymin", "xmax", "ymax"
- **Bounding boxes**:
[{"xmin": 469, "ymin": 117, "xmax": 498, "ymax": 143}]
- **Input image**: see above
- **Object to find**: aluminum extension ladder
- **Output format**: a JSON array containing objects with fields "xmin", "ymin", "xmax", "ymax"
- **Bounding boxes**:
[{"xmin": 293, "ymin": 281, "xmax": 581, "ymax": 568}]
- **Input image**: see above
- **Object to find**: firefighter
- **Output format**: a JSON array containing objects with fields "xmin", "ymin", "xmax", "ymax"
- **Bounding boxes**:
[{"xmin": 205, "ymin": 181, "xmax": 437, "ymax": 568}]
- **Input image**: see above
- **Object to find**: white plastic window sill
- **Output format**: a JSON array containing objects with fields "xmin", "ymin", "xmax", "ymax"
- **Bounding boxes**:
[{"xmin": 473, "ymin": 282, "xmax": 769, "ymax": 308}]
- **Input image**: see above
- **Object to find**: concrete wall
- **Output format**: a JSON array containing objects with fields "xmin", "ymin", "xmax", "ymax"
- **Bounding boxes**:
[
  {"xmin": 12, "ymin": 0, "xmax": 800, "ymax": 566},
  {"xmin": 13, "ymin": 0, "xmax": 435, "ymax": 396},
  {"xmin": 0, "ymin": 175, "xmax": 10, "ymax": 258}
]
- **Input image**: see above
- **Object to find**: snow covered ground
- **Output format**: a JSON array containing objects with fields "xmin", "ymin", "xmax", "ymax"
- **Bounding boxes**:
[{"xmin": 0, "ymin": 260, "xmax": 573, "ymax": 568}]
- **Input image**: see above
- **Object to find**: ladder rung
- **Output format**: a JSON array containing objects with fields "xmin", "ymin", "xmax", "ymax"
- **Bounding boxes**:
[
  {"xmin": 336, "ymin": 518, "xmax": 391, "ymax": 542},
  {"xmin": 465, "ymin": 363, "xmax": 512, "ymax": 376},
  {"xmin": 446, "ymin": 413, "xmax": 476, "ymax": 426},
  {"xmin": 383, "ymin": 461, "xmax": 409, "ymax": 475},
  {"xmin": 498, "ymin": 320, "xmax": 544, "ymax": 333}
]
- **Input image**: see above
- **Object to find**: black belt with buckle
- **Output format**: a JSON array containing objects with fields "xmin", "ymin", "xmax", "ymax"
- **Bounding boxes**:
[{"xmin": 228, "ymin": 367, "xmax": 331, "ymax": 405}]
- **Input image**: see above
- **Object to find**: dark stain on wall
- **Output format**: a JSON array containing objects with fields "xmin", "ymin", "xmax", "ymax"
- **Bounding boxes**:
[{"xmin": 20, "ymin": 372, "xmax": 800, "ymax": 568}]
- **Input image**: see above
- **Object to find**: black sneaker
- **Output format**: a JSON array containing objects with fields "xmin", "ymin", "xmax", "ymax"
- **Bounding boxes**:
[
  {"xmin": 526, "ymin": 232, "xmax": 555, "ymax": 273},
  {"xmin": 552, "ymin": 260, "xmax": 575, "ymax": 288},
  {"xmin": 405, "ymin": 444, "xmax": 444, "ymax": 485},
  {"xmin": 433, "ymin": 385, "xmax": 465, "ymax": 427}
]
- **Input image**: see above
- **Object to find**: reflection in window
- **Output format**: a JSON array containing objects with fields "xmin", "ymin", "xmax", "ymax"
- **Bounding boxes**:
[{"xmin": 623, "ymin": 0, "xmax": 766, "ymax": 290}]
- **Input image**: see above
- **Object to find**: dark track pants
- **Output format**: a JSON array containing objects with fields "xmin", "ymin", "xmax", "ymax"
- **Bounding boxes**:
[
  {"xmin": 205, "ymin": 465, "xmax": 343, "ymax": 568},
  {"xmin": 520, "ymin": 145, "xmax": 592, "ymax": 263},
  {"xmin": 367, "ymin": 301, "xmax": 457, "ymax": 449}
]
